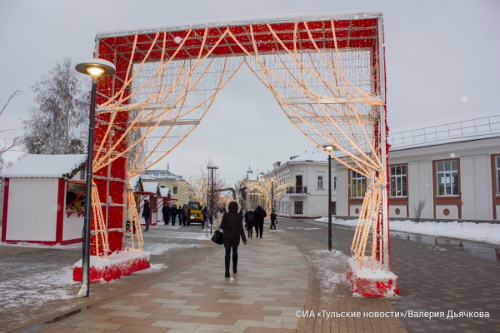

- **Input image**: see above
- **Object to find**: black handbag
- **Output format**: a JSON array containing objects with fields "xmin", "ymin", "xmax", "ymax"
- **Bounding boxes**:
[{"xmin": 211, "ymin": 229, "xmax": 223, "ymax": 245}]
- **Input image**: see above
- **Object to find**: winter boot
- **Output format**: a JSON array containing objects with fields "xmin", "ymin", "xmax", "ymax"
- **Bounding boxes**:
[
  {"xmin": 225, "ymin": 256, "xmax": 231, "ymax": 278},
  {"xmin": 233, "ymin": 255, "xmax": 238, "ymax": 274}
]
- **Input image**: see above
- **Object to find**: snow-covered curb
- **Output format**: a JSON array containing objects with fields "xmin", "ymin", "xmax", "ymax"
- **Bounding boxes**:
[{"xmin": 315, "ymin": 217, "xmax": 500, "ymax": 245}]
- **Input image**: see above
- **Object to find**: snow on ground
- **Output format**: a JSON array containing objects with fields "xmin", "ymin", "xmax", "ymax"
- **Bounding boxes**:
[
  {"xmin": 315, "ymin": 217, "xmax": 500, "ymax": 245},
  {"xmin": 0, "ymin": 224, "xmax": 213, "ymax": 328},
  {"xmin": 0, "ymin": 265, "xmax": 77, "ymax": 310},
  {"xmin": 304, "ymin": 249, "xmax": 350, "ymax": 304}
]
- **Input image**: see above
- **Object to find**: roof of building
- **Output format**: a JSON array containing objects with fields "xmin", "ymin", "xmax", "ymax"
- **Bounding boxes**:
[
  {"xmin": 0, "ymin": 154, "xmax": 87, "ymax": 179},
  {"xmin": 141, "ymin": 182, "xmax": 159, "ymax": 194},
  {"xmin": 388, "ymin": 111, "xmax": 499, "ymax": 151},
  {"xmin": 140, "ymin": 169, "xmax": 182, "ymax": 181}
]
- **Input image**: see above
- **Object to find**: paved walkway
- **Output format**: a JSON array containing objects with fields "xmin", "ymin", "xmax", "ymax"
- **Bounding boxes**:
[{"xmin": 30, "ymin": 224, "xmax": 406, "ymax": 333}]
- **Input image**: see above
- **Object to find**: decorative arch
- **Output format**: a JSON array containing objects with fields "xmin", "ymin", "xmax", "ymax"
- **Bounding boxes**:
[{"xmin": 88, "ymin": 12, "xmax": 391, "ymax": 278}]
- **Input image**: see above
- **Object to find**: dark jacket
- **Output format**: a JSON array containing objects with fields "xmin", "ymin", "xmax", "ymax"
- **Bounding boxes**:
[
  {"xmin": 254, "ymin": 205, "xmax": 266, "ymax": 224},
  {"xmin": 244, "ymin": 210, "xmax": 255, "ymax": 227},
  {"xmin": 162, "ymin": 205, "xmax": 170, "ymax": 216},
  {"xmin": 142, "ymin": 202, "xmax": 151, "ymax": 217},
  {"xmin": 170, "ymin": 206, "xmax": 178, "ymax": 217},
  {"xmin": 220, "ymin": 201, "xmax": 247, "ymax": 247}
]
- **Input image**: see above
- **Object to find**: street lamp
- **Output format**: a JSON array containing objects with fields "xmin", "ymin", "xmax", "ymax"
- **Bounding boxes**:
[
  {"xmin": 323, "ymin": 144, "xmax": 334, "ymax": 252},
  {"xmin": 75, "ymin": 59, "xmax": 115, "ymax": 297}
]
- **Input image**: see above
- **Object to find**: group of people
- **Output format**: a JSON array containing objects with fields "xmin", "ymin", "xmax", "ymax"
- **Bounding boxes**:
[
  {"xmin": 141, "ymin": 201, "xmax": 196, "ymax": 231},
  {"xmin": 160, "ymin": 203, "xmax": 193, "ymax": 227},
  {"xmin": 243, "ymin": 205, "xmax": 277, "ymax": 238},
  {"xmin": 143, "ymin": 199, "xmax": 278, "ymax": 278}
]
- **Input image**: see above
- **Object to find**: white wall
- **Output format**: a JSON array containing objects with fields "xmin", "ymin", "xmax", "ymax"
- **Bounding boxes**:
[
  {"xmin": 407, "ymin": 161, "xmax": 433, "ymax": 219},
  {"xmin": 336, "ymin": 168, "xmax": 349, "ymax": 216},
  {"xmin": 6, "ymin": 178, "xmax": 58, "ymax": 242},
  {"xmin": 63, "ymin": 213, "xmax": 83, "ymax": 241},
  {"xmin": 460, "ymin": 155, "xmax": 492, "ymax": 220}
]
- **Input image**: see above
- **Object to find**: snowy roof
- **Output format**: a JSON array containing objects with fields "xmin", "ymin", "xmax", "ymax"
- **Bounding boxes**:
[
  {"xmin": 0, "ymin": 154, "xmax": 86, "ymax": 179},
  {"xmin": 289, "ymin": 148, "xmax": 329, "ymax": 163},
  {"xmin": 141, "ymin": 182, "xmax": 159, "ymax": 194},
  {"xmin": 388, "ymin": 111, "xmax": 500, "ymax": 151},
  {"xmin": 140, "ymin": 169, "xmax": 182, "ymax": 181}
]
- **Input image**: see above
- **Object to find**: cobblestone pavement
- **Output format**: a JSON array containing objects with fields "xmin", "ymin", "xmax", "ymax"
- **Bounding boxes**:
[
  {"xmin": 1, "ymin": 218, "xmax": 498, "ymax": 332},
  {"xmin": 283, "ymin": 219, "xmax": 500, "ymax": 333}
]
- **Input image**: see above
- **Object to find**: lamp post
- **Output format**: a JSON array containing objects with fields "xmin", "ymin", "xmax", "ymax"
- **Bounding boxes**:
[
  {"xmin": 75, "ymin": 59, "xmax": 115, "ymax": 297},
  {"xmin": 207, "ymin": 166, "xmax": 218, "ymax": 235},
  {"xmin": 323, "ymin": 145, "xmax": 334, "ymax": 252}
]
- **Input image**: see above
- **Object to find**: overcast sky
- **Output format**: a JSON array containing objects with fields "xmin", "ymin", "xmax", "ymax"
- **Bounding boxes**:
[{"xmin": 1, "ymin": 0, "xmax": 499, "ymax": 186}]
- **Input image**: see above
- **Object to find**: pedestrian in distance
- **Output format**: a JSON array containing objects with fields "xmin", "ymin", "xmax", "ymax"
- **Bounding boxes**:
[
  {"xmin": 244, "ymin": 208, "xmax": 255, "ymax": 238},
  {"xmin": 254, "ymin": 205, "xmax": 267, "ymax": 238},
  {"xmin": 202, "ymin": 206, "xmax": 208, "ymax": 228},
  {"xmin": 270, "ymin": 210, "xmax": 277, "ymax": 230},
  {"xmin": 170, "ymin": 204, "xmax": 177, "ymax": 225},
  {"xmin": 178, "ymin": 206, "xmax": 184, "ymax": 226},
  {"xmin": 162, "ymin": 202, "xmax": 171, "ymax": 226},
  {"xmin": 142, "ymin": 199, "xmax": 151, "ymax": 232},
  {"xmin": 220, "ymin": 201, "xmax": 247, "ymax": 278},
  {"xmin": 183, "ymin": 203, "xmax": 191, "ymax": 227}
]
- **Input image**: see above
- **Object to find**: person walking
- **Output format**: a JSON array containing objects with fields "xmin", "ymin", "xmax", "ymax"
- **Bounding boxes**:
[
  {"xmin": 244, "ymin": 208, "xmax": 255, "ymax": 238},
  {"xmin": 170, "ymin": 204, "xmax": 178, "ymax": 226},
  {"xmin": 183, "ymin": 204, "xmax": 191, "ymax": 227},
  {"xmin": 162, "ymin": 202, "xmax": 171, "ymax": 226},
  {"xmin": 202, "ymin": 206, "xmax": 208, "ymax": 228},
  {"xmin": 178, "ymin": 206, "xmax": 184, "ymax": 226},
  {"xmin": 142, "ymin": 199, "xmax": 151, "ymax": 232},
  {"xmin": 254, "ymin": 205, "xmax": 267, "ymax": 238},
  {"xmin": 270, "ymin": 210, "xmax": 277, "ymax": 230},
  {"xmin": 220, "ymin": 201, "xmax": 247, "ymax": 278}
]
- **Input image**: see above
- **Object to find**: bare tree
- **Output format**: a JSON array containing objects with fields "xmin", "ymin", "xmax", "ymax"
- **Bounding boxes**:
[
  {"xmin": 413, "ymin": 197, "xmax": 427, "ymax": 222},
  {"xmin": 0, "ymin": 90, "xmax": 24, "ymax": 172},
  {"xmin": 22, "ymin": 57, "xmax": 89, "ymax": 155},
  {"xmin": 244, "ymin": 175, "xmax": 294, "ymax": 213},
  {"xmin": 185, "ymin": 158, "xmax": 227, "ymax": 207}
]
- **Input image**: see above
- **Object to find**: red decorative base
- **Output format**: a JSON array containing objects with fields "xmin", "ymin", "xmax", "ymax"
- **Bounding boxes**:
[
  {"xmin": 346, "ymin": 257, "xmax": 399, "ymax": 298},
  {"xmin": 73, "ymin": 249, "xmax": 151, "ymax": 283}
]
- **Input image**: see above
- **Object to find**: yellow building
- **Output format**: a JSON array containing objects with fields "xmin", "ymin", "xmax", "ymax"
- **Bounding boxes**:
[{"xmin": 138, "ymin": 169, "xmax": 190, "ymax": 207}]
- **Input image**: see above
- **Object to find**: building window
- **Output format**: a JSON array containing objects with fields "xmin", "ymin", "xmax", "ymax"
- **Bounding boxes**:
[
  {"xmin": 294, "ymin": 201, "xmax": 303, "ymax": 214},
  {"xmin": 317, "ymin": 175, "xmax": 324, "ymax": 189},
  {"xmin": 390, "ymin": 165, "xmax": 407, "ymax": 197},
  {"xmin": 351, "ymin": 171, "xmax": 366, "ymax": 198},
  {"xmin": 173, "ymin": 186, "xmax": 178, "ymax": 195},
  {"xmin": 436, "ymin": 160, "xmax": 459, "ymax": 196},
  {"xmin": 333, "ymin": 176, "xmax": 337, "ymax": 189},
  {"xmin": 496, "ymin": 156, "xmax": 500, "ymax": 195}
]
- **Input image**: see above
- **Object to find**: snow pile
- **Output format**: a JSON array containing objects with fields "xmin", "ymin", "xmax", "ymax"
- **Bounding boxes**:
[
  {"xmin": 73, "ymin": 248, "xmax": 150, "ymax": 269},
  {"xmin": 315, "ymin": 217, "xmax": 500, "ymax": 244},
  {"xmin": 346, "ymin": 257, "xmax": 399, "ymax": 298}
]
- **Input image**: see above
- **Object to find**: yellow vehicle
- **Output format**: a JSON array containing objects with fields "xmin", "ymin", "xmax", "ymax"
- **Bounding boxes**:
[{"xmin": 188, "ymin": 201, "xmax": 203, "ymax": 224}]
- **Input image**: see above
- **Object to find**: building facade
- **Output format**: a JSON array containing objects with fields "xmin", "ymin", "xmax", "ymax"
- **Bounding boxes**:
[
  {"xmin": 267, "ymin": 150, "xmax": 337, "ymax": 219},
  {"xmin": 335, "ymin": 113, "xmax": 500, "ymax": 221}
]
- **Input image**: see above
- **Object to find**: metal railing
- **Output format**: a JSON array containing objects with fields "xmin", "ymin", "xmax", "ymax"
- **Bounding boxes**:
[
  {"xmin": 389, "ymin": 114, "xmax": 500, "ymax": 149},
  {"xmin": 286, "ymin": 186, "xmax": 308, "ymax": 194}
]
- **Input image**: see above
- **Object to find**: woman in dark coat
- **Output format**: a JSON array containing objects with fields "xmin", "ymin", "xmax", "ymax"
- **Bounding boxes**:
[{"xmin": 220, "ymin": 201, "xmax": 247, "ymax": 278}]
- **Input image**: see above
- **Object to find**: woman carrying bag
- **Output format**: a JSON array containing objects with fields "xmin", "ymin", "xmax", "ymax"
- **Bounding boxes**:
[{"xmin": 220, "ymin": 200, "xmax": 247, "ymax": 278}]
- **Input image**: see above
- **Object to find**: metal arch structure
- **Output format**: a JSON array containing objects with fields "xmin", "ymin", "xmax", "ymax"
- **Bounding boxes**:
[{"xmin": 86, "ymin": 11, "xmax": 395, "ymax": 296}]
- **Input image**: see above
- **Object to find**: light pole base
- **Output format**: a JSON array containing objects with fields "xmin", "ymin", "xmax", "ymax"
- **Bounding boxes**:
[
  {"xmin": 346, "ymin": 257, "xmax": 399, "ymax": 298},
  {"xmin": 73, "ymin": 249, "xmax": 151, "ymax": 283}
]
